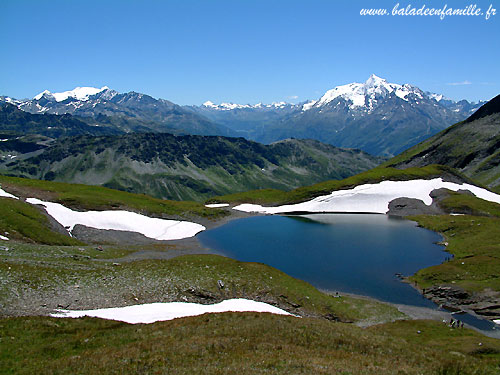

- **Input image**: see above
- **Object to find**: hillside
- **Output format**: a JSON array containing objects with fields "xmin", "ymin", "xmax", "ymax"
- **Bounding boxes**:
[
  {"xmin": 385, "ymin": 94, "xmax": 500, "ymax": 192},
  {"xmin": 209, "ymin": 165, "xmax": 471, "ymax": 206},
  {"xmin": 3, "ymin": 133, "xmax": 383, "ymax": 201}
]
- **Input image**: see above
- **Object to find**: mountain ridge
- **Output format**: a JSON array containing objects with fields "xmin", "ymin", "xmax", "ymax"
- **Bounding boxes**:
[
  {"xmin": 385, "ymin": 94, "xmax": 500, "ymax": 192},
  {"xmin": 1, "ymin": 88, "xmax": 235, "ymax": 138},
  {"xmin": 3, "ymin": 133, "xmax": 383, "ymax": 201}
]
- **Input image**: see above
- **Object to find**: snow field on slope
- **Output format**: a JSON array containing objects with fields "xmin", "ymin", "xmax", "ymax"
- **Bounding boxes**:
[
  {"xmin": 51, "ymin": 299, "xmax": 293, "ymax": 324},
  {"xmin": 26, "ymin": 198, "xmax": 205, "ymax": 240},
  {"xmin": 233, "ymin": 178, "xmax": 500, "ymax": 214}
]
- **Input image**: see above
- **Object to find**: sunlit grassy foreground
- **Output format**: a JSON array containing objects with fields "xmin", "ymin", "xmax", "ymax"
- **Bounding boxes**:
[{"xmin": 2, "ymin": 314, "xmax": 500, "ymax": 375}]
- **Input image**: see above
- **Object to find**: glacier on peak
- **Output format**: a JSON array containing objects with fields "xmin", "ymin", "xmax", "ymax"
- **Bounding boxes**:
[
  {"xmin": 302, "ymin": 74, "xmax": 424, "ymax": 111},
  {"xmin": 33, "ymin": 86, "xmax": 110, "ymax": 102}
]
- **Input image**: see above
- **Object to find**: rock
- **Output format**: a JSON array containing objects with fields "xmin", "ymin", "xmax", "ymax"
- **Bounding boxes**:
[
  {"xmin": 472, "ymin": 304, "xmax": 500, "ymax": 318},
  {"xmin": 387, "ymin": 197, "xmax": 442, "ymax": 216},
  {"xmin": 71, "ymin": 224, "xmax": 170, "ymax": 245},
  {"xmin": 323, "ymin": 313, "xmax": 339, "ymax": 321},
  {"xmin": 186, "ymin": 287, "xmax": 217, "ymax": 301}
]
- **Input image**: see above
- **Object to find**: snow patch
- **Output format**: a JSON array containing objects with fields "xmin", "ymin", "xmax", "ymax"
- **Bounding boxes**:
[
  {"xmin": 25, "ymin": 198, "xmax": 205, "ymax": 240},
  {"xmin": 233, "ymin": 178, "xmax": 500, "ymax": 214},
  {"xmin": 205, "ymin": 203, "xmax": 230, "ymax": 208},
  {"xmin": 302, "ymin": 100, "xmax": 317, "ymax": 111},
  {"xmin": 34, "ymin": 86, "xmax": 109, "ymax": 102},
  {"xmin": 51, "ymin": 299, "xmax": 293, "ymax": 324},
  {"xmin": 0, "ymin": 188, "xmax": 18, "ymax": 200}
]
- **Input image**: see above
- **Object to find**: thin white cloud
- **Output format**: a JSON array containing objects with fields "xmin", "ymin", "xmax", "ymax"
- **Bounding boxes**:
[
  {"xmin": 447, "ymin": 80, "xmax": 473, "ymax": 86},
  {"xmin": 288, "ymin": 95, "xmax": 299, "ymax": 100}
]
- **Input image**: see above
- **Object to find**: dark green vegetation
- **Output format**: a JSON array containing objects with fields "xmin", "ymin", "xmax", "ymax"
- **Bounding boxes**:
[
  {"xmin": 0, "ymin": 175, "xmax": 225, "ymax": 221},
  {"xmin": 2, "ymin": 314, "xmax": 500, "ymax": 375},
  {"xmin": 386, "ymin": 94, "xmax": 500, "ymax": 193},
  {"xmin": 209, "ymin": 165, "xmax": 464, "ymax": 205},
  {"xmin": 409, "ymin": 191, "xmax": 500, "ymax": 294},
  {"xmin": 4, "ymin": 134, "xmax": 382, "ymax": 201}
]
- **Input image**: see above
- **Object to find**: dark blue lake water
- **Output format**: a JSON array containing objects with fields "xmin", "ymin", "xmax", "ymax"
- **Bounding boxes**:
[
  {"xmin": 197, "ymin": 213, "xmax": 498, "ymax": 333},
  {"xmin": 198, "ymin": 214, "xmax": 444, "ymax": 307}
]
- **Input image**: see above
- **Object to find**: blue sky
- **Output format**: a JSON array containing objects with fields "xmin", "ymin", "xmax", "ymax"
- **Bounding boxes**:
[{"xmin": 1, "ymin": 0, "xmax": 498, "ymax": 104}]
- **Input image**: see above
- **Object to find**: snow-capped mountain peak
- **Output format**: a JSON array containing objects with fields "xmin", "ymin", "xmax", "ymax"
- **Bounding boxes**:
[
  {"xmin": 33, "ymin": 86, "xmax": 110, "ymax": 102},
  {"xmin": 365, "ymin": 73, "xmax": 387, "ymax": 88},
  {"xmin": 302, "ymin": 75, "xmax": 426, "ymax": 112}
]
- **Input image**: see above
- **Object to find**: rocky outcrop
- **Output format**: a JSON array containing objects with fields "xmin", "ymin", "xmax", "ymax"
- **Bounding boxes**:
[
  {"xmin": 387, "ymin": 197, "xmax": 443, "ymax": 216},
  {"xmin": 387, "ymin": 187, "xmax": 480, "ymax": 216},
  {"xmin": 71, "ymin": 224, "xmax": 166, "ymax": 245},
  {"xmin": 423, "ymin": 285, "xmax": 500, "ymax": 320}
]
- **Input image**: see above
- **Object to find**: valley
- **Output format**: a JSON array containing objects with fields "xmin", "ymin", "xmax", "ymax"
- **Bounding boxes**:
[
  {"xmin": 3, "ymin": 1, "xmax": 500, "ymax": 372},
  {"xmin": 1, "ymin": 82, "xmax": 499, "ymax": 374}
]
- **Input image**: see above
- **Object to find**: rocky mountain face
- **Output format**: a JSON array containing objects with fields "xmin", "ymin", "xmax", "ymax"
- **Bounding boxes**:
[
  {"xmin": 1, "ymin": 87, "xmax": 234, "ymax": 137},
  {"xmin": 385, "ymin": 94, "xmax": 500, "ymax": 192},
  {"xmin": 191, "ymin": 75, "xmax": 483, "ymax": 157},
  {"xmin": 4, "ymin": 133, "xmax": 384, "ymax": 201}
]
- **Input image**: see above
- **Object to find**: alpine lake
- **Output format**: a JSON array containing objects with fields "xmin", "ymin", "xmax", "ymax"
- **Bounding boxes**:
[{"xmin": 197, "ymin": 213, "xmax": 498, "ymax": 333}]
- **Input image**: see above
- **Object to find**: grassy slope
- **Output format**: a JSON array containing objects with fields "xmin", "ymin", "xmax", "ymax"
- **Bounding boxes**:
[
  {"xmin": 0, "ymin": 198, "xmax": 82, "ymax": 246},
  {"xmin": 2, "ymin": 315, "xmax": 500, "ymax": 375},
  {"xmin": 208, "ymin": 165, "xmax": 468, "ymax": 205},
  {"xmin": 0, "ymin": 175, "xmax": 226, "ymax": 221},
  {"xmin": 0, "ymin": 242, "xmax": 400, "ymax": 324},
  {"xmin": 382, "ymin": 108, "xmax": 500, "ymax": 192},
  {"xmin": 408, "ymin": 192, "xmax": 500, "ymax": 293},
  {"xmin": 380, "ymin": 124, "xmax": 456, "ymax": 167}
]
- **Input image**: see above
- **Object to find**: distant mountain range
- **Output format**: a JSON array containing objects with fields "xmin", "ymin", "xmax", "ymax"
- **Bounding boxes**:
[
  {"xmin": 2, "ymin": 133, "xmax": 383, "ymax": 201},
  {"xmin": 386, "ymin": 94, "xmax": 500, "ymax": 193},
  {"xmin": 1, "ymin": 76, "xmax": 485, "ymax": 157},
  {"xmin": 191, "ymin": 75, "xmax": 484, "ymax": 156},
  {"xmin": 1, "ymin": 87, "xmax": 234, "ymax": 137}
]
